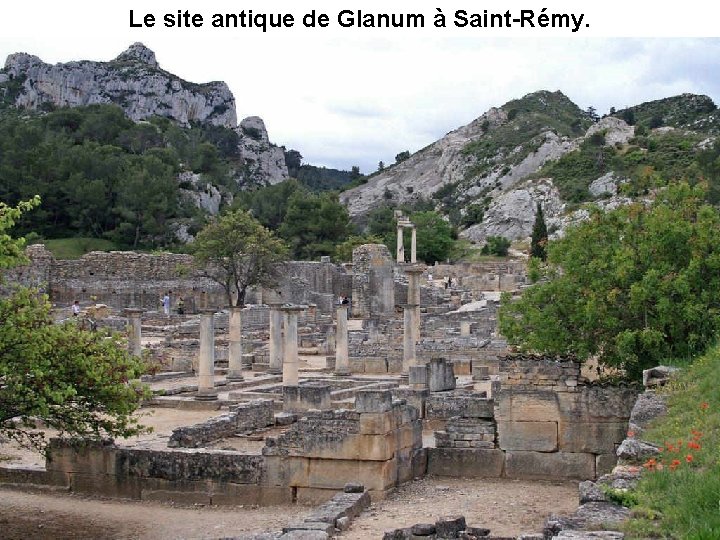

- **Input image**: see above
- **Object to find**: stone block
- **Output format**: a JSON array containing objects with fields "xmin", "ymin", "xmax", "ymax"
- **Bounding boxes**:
[
  {"xmin": 263, "ymin": 456, "xmax": 310, "ymax": 487},
  {"xmin": 428, "ymin": 358, "xmax": 456, "ymax": 392},
  {"xmin": 495, "ymin": 391, "xmax": 559, "ymax": 422},
  {"xmin": 408, "ymin": 365, "xmax": 428, "ymax": 388},
  {"xmin": 596, "ymin": 454, "xmax": 617, "ymax": 477},
  {"xmin": 258, "ymin": 486, "xmax": 295, "ymax": 505},
  {"xmin": 307, "ymin": 458, "xmax": 397, "ymax": 492},
  {"xmin": 435, "ymin": 515, "xmax": 467, "ymax": 538},
  {"xmin": 360, "ymin": 411, "xmax": 399, "ymax": 435},
  {"xmin": 498, "ymin": 421, "xmax": 558, "ymax": 452},
  {"xmin": 365, "ymin": 357, "xmax": 388, "ymax": 374},
  {"xmin": 46, "ymin": 440, "xmax": 117, "ymax": 475},
  {"xmin": 295, "ymin": 488, "xmax": 339, "ymax": 505},
  {"xmin": 387, "ymin": 357, "xmax": 404, "ymax": 373},
  {"xmin": 356, "ymin": 390, "xmax": 393, "ymax": 413},
  {"xmin": 357, "ymin": 433, "xmax": 396, "ymax": 461},
  {"xmin": 209, "ymin": 482, "xmax": 262, "ymax": 506},
  {"xmin": 349, "ymin": 358, "xmax": 365, "ymax": 373},
  {"xmin": 426, "ymin": 448, "xmax": 505, "ymax": 477},
  {"xmin": 505, "ymin": 451, "xmax": 595, "ymax": 480},
  {"xmin": 559, "ymin": 422, "xmax": 627, "ymax": 454},
  {"xmin": 71, "ymin": 473, "xmax": 141, "ymax": 499}
]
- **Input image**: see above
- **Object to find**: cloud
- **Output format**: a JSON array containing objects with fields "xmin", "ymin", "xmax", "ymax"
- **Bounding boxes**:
[{"xmin": 1, "ymin": 31, "xmax": 718, "ymax": 174}]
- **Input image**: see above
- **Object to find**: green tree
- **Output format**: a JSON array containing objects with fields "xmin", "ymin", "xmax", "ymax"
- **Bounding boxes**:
[
  {"xmin": 190, "ymin": 209, "xmax": 288, "ymax": 306},
  {"xmin": 0, "ymin": 198, "xmax": 148, "ymax": 453},
  {"xmin": 499, "ymin": 182, "xmax": 720, "ymax": 379},
  {"xmin": 409, "ymin": 211, "xmax": 456, "ymax": 264},
  {"xmin": 481, "ymin": 236, "xmax": 511, "ymax": 256},
  {"xmin": 233, "ymin": 179, "xmax": 303, "ymax": 231},
  {"xmin": 530, "ymin": 202, "xmax": 548, "ymax": 261},
  {"xmin": 395, "ymin": 150, "xmax": 410, "ymax": 164},
  {"xmin": 279, "ymin": 192, "xmax": 353, "ymax": 260}
]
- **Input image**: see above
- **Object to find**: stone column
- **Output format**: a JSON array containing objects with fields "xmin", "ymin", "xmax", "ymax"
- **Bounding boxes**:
[
  {"xmin": 124, "ymin": 308, "xmax": 145, "ymax": 358},
  {"xmin": 268, "ymin": 303, "xmax": 284, "ymax": 374},
  {"xmin": 402, "ymin": 303, "xmax": 419, "ymax": 372},
  {"xmin": 406, "ymin": 266, "xmax": 424, "ymax": 336},
  {"xmin": 335, "ymin": 305, "xmax": 350, "ymax": 376},
  {"xmin": 196, "ymin": 308, "xmax": 218, "ymax": 400},
  {"xmin": 410, "ymin": 226, "xmax": 417, "ymax": 264},
  {"xmin": 281, "ymin": 305, "xmax": 305, "ymax": 387},
  {"xmin": 396, "ymin": 226, "xmax": 404, "ymax": 263},
  {"xmin": 226, "ymin": 306, "xmax": 244, "ymax": 381}
]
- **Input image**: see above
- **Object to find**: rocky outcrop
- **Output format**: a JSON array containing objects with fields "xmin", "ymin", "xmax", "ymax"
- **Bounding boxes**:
[
  {"xmin": 3, "ymin": 43, "xmax": 237, "ymax": 127},
  {"xmin": 178, "ymin": 172, "xmax": 224, "ymax": 215},
  {"xmin": 340, "ymin": 108, "xmax": 508, "ymax": 216},
  {"xmin": 236, "ymin": 117, "xmax": 289, "ymax": 185},
  {"xmin": 461, "ymin": 178, "xmax": 565, "ymax": 244}
]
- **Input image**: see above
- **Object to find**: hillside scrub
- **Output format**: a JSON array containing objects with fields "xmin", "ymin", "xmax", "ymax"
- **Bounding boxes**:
[
  {"xmin": 499, "ymin": 182, "xmax": 720, "ymax": 380},
  {"xmin": 622, "ymin": 346, "xmax": 720, "ymax": 538}
]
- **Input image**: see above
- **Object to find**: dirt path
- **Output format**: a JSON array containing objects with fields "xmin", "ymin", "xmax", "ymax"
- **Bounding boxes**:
[
  {"xmin": 341, "ymin": 476, "xmax": 578, "ymax": 538},
  {"xmin": 0, "ymin": 486, "xmax": 308, "ymax": 540},
  {"xmin": 0, "ymin": 477, "xmax": 578, "ymax": 539}
]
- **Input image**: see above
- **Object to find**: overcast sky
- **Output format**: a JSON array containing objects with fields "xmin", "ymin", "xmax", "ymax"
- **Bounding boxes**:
[{"xmin": 1, "ymin": 3, "xmax": 719, "ymax": 172}]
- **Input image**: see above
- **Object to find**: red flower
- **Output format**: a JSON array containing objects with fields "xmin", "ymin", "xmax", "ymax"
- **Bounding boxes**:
[
  {"xmin": 700, "ymin": 402, "xmax": 709, "ymax": 410},
  {"xmin": 670, "ymin": 459, "xmax": 681, "ymax": 471},
  {"xmin": 688, "ymin": 441, "xmax": 701, "ymax": 450},
  {"xmin": 686, "ymin": 454, "xmax": 694, "ymax": 463},
  {"xmin": 627, "ymin": 430, "xmax": 636, "ymax": 438}
]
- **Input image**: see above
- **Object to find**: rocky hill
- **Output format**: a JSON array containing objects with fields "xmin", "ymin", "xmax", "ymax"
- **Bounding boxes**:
[
  {"xmin": 341, "ymin": 91, "xmax": 719, "ymax": 244},
  {"xmin": 0, "ymin": 43, "xmax": 288, "ymax": 187}
]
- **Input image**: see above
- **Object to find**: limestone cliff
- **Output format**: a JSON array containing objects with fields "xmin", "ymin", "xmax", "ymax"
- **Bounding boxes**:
[
  {"xmin": 1, "ymin": 43, "xmax": 288, "ymax": 187},
  {"xmin": 342, "ymin": 91, "xmax": 718, "ymax": 244},
  {"xmin": 3, "ymin": 43, "xmax": 237, "ymax": 127}
]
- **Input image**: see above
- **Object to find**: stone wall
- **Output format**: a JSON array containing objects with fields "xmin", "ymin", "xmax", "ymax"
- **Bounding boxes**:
[
  {"xmin": 427, "ymin": 359, "xmax": 639, "ymax": 481},
  {"xmin": 263, "ymin": 390, "xmax": 425, "ymax": 501},
  {"xmin": 351, "ymin": 244, "xmax": 395, "ymax": 318},
  {"xmin": 499, "ymin": 355, "xmax": 582, "ymax": 391},
  {"xmin": 40, "ymin": 439, "xmax": 283, "ymax": 506},
  {"xmin": 3, "ymin": 246, "xmax": 353, "ymax": 315},
  {"xmin": 0, "ymin": 244, "xmax": 53, "ymax": 295},
  {"xmin": 431, "ymin": 261, "xmax": 527, "ymax": 292},
  {"xmin": 168, "ymin": 399, "xmax": 274, "ymax": 448}
]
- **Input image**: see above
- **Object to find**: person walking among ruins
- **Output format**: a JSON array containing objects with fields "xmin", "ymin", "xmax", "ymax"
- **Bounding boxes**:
[
  {"xmin": 72, "ymin": 300, "xmax": 81, "ymax": 317},
  {"xmin": 162, "ymin": 292, "xmax": 171, "ymax": 316}
]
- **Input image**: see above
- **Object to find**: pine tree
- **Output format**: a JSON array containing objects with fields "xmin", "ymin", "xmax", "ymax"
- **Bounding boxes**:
[{"xmin": 530, "ymin": 202, "xmax": 548, "ymax": 261}]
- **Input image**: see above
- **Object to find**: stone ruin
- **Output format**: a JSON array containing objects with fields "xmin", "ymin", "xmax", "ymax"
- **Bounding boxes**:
[{"xmin": 0, "ymin": 240, "xmax": 649, "ymax": 538}]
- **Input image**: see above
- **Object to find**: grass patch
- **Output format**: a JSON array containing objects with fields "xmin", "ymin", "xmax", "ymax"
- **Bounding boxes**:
[
  {"xmin": 623, "ymin": 346, "xmax": 720, "ymax": 539},
  {"xmin": 42, "ymin": 237, "xmax": 119, "ymax": 259}
]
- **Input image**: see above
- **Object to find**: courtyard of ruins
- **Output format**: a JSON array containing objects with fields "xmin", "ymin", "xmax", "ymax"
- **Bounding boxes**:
[{"xmin": 0, "ymin": 233, "xmax": 646, "ymax": 539}]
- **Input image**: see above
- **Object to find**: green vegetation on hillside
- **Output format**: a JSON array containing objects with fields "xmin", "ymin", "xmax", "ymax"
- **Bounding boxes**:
[
  {"xmin": 613, "ymin": 93, "xmax": 719, "ymax": 134},
  {"xmin": 461, "ymin": 91, "xmax": 590, "ymax": 184},
  {"xmin": 499, "ymin": 182, "xmax": 720, "ymax": 379},
  {"xmin": 0, "ymin": 104, "xmax": 241, "ymax": 248},
  {"xmin": 537, "ymin": 129, "xmax": 714, "ymax": 203},
  {"xmin": 623, "ymin": 347, "xmax": 720, "ymax": 538}
]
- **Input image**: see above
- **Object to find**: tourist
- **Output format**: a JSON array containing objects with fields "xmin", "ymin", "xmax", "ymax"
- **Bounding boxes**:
[
  {"xmin": 177, "ymin": 297, "xmax": 185, "ymax": 315},
  {"xmin": 72, "ymin": 300, "xmax": 81, "ymax": 317},
  {"xmin": 162, "ymin": 292, "xmax": 171, "ymax": 316}
]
